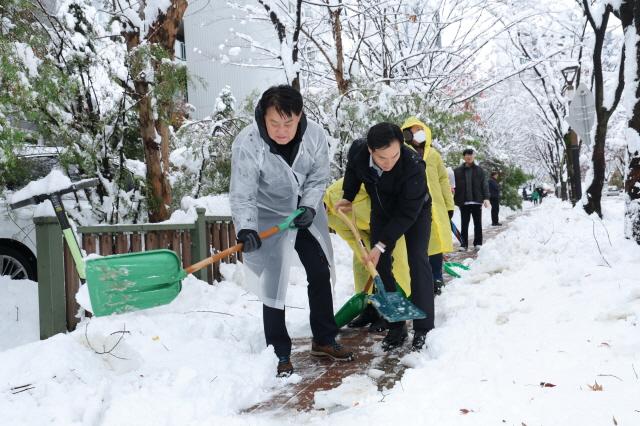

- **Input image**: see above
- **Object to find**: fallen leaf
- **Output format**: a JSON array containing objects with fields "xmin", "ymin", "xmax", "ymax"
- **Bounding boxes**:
[
  {"xmin": 152, "ymin": 336, "xmax": 159, "ymax": 341},
  {"xmin": 588, "ymin": 381, "xmax": 603, "ymax": 391},
  {"xmin": 460, "ymin": 408, "xmax": 475, "ymax": 415},
  {"xmin": 599, "ymin": 342, "xmax": 611, "ymax": 347},
  {"xmin": 540, "ymin": 382, "xmax": 556, "ymax": 388}
]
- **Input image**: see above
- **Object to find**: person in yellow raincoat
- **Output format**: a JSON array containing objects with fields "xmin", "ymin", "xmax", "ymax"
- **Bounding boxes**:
[
  {"xmin": 324, "ymin": 178, "xmax": 411, "ymax": 330},
  {"xmin": 401, "ymin": 117, "xmax": 455, "ymax": 294}
]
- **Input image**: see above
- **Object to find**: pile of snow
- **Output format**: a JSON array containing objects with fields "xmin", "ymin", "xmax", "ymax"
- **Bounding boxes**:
[
  {"xmin": 1, "ymin": 196, "xmax": 638, "ymax": 424},
  {"xmin": 164, "ymin": 194, "xmax": 232, "ymax": 223},
  {"xmin": 0, "ymin": 249, "xmax": 356, "ymax": 423},
  {"xmin": 305, "ymin": 197, "xmax": 640, "ymax": 425},
  {"xmin": 0, "ymin": 276, "xmax": 39, "ymax": 351}
]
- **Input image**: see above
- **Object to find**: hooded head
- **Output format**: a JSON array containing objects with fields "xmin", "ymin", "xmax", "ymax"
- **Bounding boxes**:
[{"xmin": 401, "ymin": 116, "xmax": 432, "ymax": 150}]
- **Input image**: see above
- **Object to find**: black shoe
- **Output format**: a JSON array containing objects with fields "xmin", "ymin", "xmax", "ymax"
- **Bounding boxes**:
[
  {"xmin": 348, "ymin": 304, "xmax": 378, "ymax": 328},
  {"xmin": 411, "ymin": 330, "xmax": 428, "ymax": 352},
  {"xmin": 277, "ymin": 355, "xmax": 293, "ymax": 377},
  {"xmin": 368, "ymin": 316, "xmax": 389, "ymax": 332},
  {"xmin": 434, "ymin": 279, "xmax": 445, "ymax": 296},
  {"xmin": 381, "ymin": 324, "xmax": 408, "ymax": 351},
  {"xmin": 491, "ymin": 223, "xmax": 502, "ymax": 226}
]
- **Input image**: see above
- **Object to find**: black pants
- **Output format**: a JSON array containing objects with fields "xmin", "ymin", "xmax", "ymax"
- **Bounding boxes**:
[
  {"xmin": 263, "ymin": 229, "xmax": 338, "ymax": 358},
  {"xmin": 429, "ymin": 253, "xmax": 444, "ymax": 281},
  {"xmin": 460, "ymin": 204, "xmax": 483, "ymax": 247},
  {"xmin": 490, "ymin": 197, "xmax": 500, "ymax": 225},
  {"xmin": 371, "ymin": 202, "xmax": 434, "ymax": 332}
]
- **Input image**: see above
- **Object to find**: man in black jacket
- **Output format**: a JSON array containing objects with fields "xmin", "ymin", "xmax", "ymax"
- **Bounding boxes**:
[
  {"xmin": 489, "ymin": 171, "xmax": 502, "ymax": 226},
  {"xmin": 454, "ymin": 148, "xmax": 490, "ymax": 250},
  {"xmin": 334, "ymin": 123, "xmax": 433, "ymax": 352}
]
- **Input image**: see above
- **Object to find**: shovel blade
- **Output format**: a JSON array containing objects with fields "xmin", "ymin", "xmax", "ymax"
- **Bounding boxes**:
[
  {"xmin": 367, "ymin": 276, "xmax": 427, "ymax": 322},
  {"xmin": 334, "ymin": 292, "xmax": 368, "ymax": 328},
  {"xmin": 86, "ymin": 249, "xmax": 186, "ymax": 316}
]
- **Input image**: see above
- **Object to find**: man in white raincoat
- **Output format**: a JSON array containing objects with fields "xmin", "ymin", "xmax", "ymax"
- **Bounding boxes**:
[{"xmin": 230, "ymin": 85, "xmax": 354, "ymax": 377}]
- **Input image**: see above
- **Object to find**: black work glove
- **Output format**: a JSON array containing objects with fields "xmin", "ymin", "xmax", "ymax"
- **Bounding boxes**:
[
  {"xmin": 237, "ymin": 229, "xmax": 261, "ymax": 253},
  {"xmin": 448, "ymin": 210, "xmax": 454, "ymax": 219},
  {"xmin": 293, "ymin": 206, "xmax": 316, "ymax": 229}
]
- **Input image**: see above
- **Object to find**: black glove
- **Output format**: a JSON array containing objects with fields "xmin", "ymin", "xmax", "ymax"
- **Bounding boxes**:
[
  {"xmin": 293, "ymin": 206, "xmax": 316, "ymax": 229},
  {"xmin": 448, "ymin": 210, "xmax": 454, "ymax": 219},
  {"xmin": 237, "ymin": 229, "xmax": 261, "ymax": 253}
]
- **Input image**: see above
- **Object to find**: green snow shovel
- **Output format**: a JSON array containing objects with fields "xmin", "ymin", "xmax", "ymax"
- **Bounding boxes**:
[
  {"xmin": 84, "ymin": 208, "xmax": 304, "ymax": 316},
  {"xmin": 11, "ymin": 182, "xmax": 303, "ymax": 317},
  {"xmin": 335, "ymin": 209, "xmax": 426, "ymax": 323},
  {"xmin": 334, "ymin": 277, "xmax": 373, "ymax": 328},
  {"xmin": 444, "ymin": 261, "xmax": 470, "ymax": 278}
]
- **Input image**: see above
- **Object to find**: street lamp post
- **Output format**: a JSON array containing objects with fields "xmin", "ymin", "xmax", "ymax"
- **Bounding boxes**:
[{"xmin": 562, "ymin": 66, "xmax": 581, "ymax": 204}]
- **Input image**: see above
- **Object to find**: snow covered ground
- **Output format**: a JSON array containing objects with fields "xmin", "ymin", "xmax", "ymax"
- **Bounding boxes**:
[
  {"xmin": 0, "ymin": 277, "xmax": 38, "ymax": 352},
  {"xmin": 1, "ymin": 196, "xmax": 639, "ymax": 424}
]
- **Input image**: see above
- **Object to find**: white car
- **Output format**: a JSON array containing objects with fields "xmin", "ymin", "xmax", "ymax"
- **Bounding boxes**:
[{"xmin": 0, "ymin": 146, "xmax": 77, "ymax": 281}]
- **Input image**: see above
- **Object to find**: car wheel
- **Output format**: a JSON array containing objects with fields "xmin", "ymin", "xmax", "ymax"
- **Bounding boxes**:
[{"xmin": 0, "ymin": 246, "xmax": 37, "ymax": 281}]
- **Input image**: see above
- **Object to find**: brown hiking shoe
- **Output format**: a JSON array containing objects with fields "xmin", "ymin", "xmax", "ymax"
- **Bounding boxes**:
[
  {"xmin": 310, "ymin": 341, "xmax": 355, "ymax": 361},
  {"xmin": 276, "ymin": 356, "xmax": 293, "ymax": 378}
]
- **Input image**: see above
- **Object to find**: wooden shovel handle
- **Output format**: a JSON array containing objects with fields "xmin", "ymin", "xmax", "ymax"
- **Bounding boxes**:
[
  {"xmin": 363, "ymin": 277, "xmax": 373, "ymax": 294},
  {"xmin": 335, "ymin": 208, "xmax": 380, "ymax": 280},
  {"xmin": 184, "ymin": 225, "xmax": 281, "ymax": 274}
]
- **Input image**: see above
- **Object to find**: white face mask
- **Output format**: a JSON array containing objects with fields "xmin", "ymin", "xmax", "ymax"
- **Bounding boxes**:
[{"xmin": 413, "ymin": 130, "xmax": 427, "ymax": 143}]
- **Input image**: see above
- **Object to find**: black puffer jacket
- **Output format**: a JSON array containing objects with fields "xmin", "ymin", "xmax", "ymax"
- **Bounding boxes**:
[
  {"xmin": 342, "ymin": 139, "xmax": 430, "ymax": 247},
  {"xmin": 453, "ymin": 163, "xmax": 490, "ymax": 206}
]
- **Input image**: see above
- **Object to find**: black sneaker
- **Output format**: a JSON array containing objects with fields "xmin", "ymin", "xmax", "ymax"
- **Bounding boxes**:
[
  {"xmin": 411, "ymin": 330, "xmax": 428, "ymax": 352},
  {"xmin": 348, "ymin": 304, "xmax": 378, "ymax": 328},
  {"xmin": 381, "ymin": 324, "xmax": 408, "ymax": 351},
  {"xmin": 277, "ymin": 355, "xmax": 293, "ymax": 377},
  {"xmin": 368, "ymin": 315, "xmax": 389, "ymax": 332},
  {"xmin": 434, "ymin": 279, "xmax": 445, "ymax": 296}
]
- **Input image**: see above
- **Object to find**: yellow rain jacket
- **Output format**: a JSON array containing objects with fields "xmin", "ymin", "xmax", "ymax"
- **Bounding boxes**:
[
  {"xmin": 324, "ymin": 178, "xmax": 411, "ymax": 296},
  {"xmin": 401, "ymin": 117, "xmax": 455, "ymax": 256}
]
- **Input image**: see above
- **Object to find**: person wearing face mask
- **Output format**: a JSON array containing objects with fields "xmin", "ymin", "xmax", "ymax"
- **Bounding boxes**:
[
  {"xmin": 401, "ymin": 117, "xmax": 455, "ymax": 295},
  {"xmin": 230, "ymin": 85, "xmax": 354, "ymax": 378},
  {"xmin": 334, "ymin": 123, "xmax": 433, "ymax": 352}
]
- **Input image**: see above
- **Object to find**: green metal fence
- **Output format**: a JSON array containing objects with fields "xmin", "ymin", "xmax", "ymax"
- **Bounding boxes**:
[{"xmin": 34, "ymin": 208, "xmax": 237, "ymax": 339}]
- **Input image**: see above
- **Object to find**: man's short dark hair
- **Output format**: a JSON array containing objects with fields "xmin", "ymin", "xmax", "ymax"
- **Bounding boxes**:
[
  {"xmin": 259, "ymin": 85, "xmax": 303, "ymax": 117},
  {"xmin": 367, "ymin": 122, "xmax": 403, "ymax": 151},
  {"xmin": 462, "ymin": 148, "xmax": 475, "ymax": 156},
  {"xmin": 491, "ymin": 171, "xmax": 499, "ymax": 178}
]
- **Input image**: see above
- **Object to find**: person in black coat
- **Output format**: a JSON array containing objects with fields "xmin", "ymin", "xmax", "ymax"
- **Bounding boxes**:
[
  {"xmin": 489, "ymin": 171, "xmax": 502, "ymax": 226},
  {"xmin": 453, "ymin": 148, "xmax": 490, "ymax": 250},
  {"xmin": 334, "ymin": 123, "xmax": 433, "ymax": 352}
]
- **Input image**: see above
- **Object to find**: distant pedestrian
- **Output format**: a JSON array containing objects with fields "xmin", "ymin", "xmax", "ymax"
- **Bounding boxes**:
[
  {"xmin": 453, "ymin": 148, "xmax": 490, "ymax": 251},
  {"xmin": 522, "ymin": 187, "xmax": 528, "ymax": 200},
  {"xmin": 489, "ymin": 171, "xmax": 502, "ymax": 226},
  {"xmin": 531, "ymin": 189, "xmax": 540, "ymax": 205}
]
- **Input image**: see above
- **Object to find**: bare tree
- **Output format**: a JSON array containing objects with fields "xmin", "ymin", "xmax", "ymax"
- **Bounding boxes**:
[
  {"xmin": 618, "ymin": 0, "xmax": 640, "ymax": 243},
  {"xmin": 580, "ymin": 0, "xmax": 625, "ymax": 217},
  {"xmin": 116, "ymin": 1, "xmax": 188, "ymax": 222}
]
